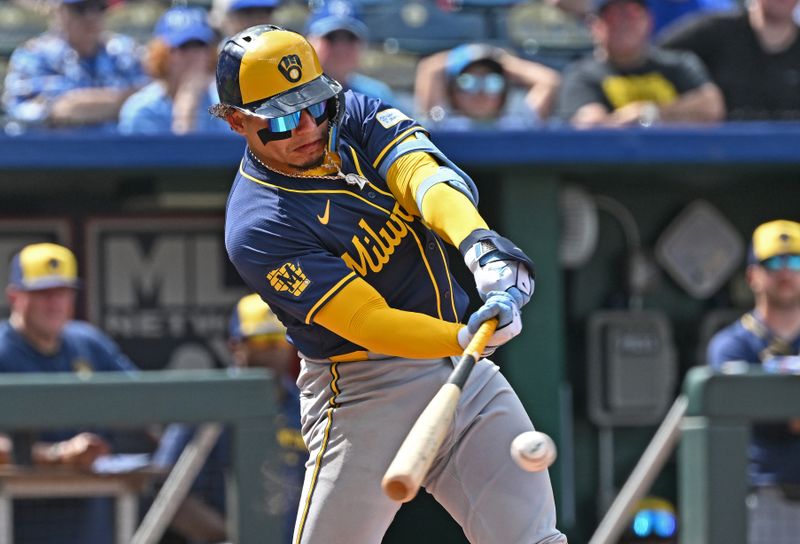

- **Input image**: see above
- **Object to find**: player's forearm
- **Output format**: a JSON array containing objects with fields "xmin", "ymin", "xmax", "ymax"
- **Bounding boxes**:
[{"xmin": 314, "ymin": 278, "xmax": 463, "ymax": 358}]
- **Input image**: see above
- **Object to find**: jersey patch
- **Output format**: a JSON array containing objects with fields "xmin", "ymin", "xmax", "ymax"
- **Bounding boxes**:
[
  {"xmin": 376, "ymin": 108, "xmax": 410, "ymax": 129},
  {"xmin": 267, "ymin": 262, "xmax": 311, "ymax": 297}
]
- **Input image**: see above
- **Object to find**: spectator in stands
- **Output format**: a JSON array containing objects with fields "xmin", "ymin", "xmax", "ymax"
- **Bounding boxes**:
[
  {"xmin": 556, "ymin": 0, "xmax": 725, "ymax": 127},
  {"xmin": 0, "ymin": 242, "xmax": 138, "ymax": 544},
  {"xmin": 305, "ymin": 0, "xmax": 395, "ymax": 104},
  {"xmin": 707, "ymin": 219, "xmax": 800, "ymax": 544},
  {"xmin": 658, "ymin": 0, "xmax": 800, "ymax": 120},
  {"xmin": 414, "ymin": 43, "xmax": 560, "ymax": 129},
  {"xmin": 549, "ymin": 0, "xmax": 735, "ymax": 40},
  {"xmin": 1, "ymin": 0, "xmax": 147, "ymax": 131},
  {"xmin": 119, "ymin": 6, "xmax": 226, "ymax": 135},
  {"xmin": 152, "ymin": 293, "xmax": 304, "ymax": 544},
  {"xmin": 219, "ymin": 0, "xmax": 280, "ymax": 38}
]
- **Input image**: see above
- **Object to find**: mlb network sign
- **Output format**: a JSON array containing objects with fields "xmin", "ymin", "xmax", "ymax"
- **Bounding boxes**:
[{"xmin": 86, "ymin": 217, "xmax": 247, "ymax": 370}]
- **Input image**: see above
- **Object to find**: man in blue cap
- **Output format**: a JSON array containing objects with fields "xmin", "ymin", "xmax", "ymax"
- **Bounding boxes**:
[
  {"xmin": 119, "ymin": 6, "xmax": 227, "ymax": 134},
  {"xmin": 0, "ymin": 243, "xmax": 138, "ymax": 544},
  {"xmin": 305, "ymin": 0, "xmax": 395, "ymax": 104},
  {"xmin": 1, "ymin": 0, "xmax": 147, "ymax": 131}
]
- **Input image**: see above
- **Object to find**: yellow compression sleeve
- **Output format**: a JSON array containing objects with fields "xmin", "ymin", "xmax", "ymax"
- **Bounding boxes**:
[
  {"xmin": 387, "ymin": 150, "xmax": 488, "ymax": 247},
  {"xmin": 314, "ymin": 277, "xmax": 464, "ymax": 359}
]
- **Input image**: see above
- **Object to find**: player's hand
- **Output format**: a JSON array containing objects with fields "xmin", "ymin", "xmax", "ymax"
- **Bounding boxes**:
[
  {"xmin": 56, "ymin": 433, "xmax": 111, "ymax": 470},
  {"xmin": 458, "ymin": 291, "xmax": 522, "ymax": 357},
  {"xmin": 462, "ymin": 230, "xmax": 535, "ymax": 307}
]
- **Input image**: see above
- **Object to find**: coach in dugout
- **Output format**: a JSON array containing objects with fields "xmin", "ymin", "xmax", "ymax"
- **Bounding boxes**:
[
  {"xmin": 707, "ymin": 220, "xmax": 800, "ymax": 544},
  {"xmin": 0, "ymin": 242, "xmax": 138, "ymax": 544}
]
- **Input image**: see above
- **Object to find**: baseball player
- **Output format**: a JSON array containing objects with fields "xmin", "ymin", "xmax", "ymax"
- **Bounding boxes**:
[
  {"xmin": 0, "ymin": 242, "xmax": 138, "ymax": 544},
  {"xmin": 212, "ymin": 25, "xmax": 566, "ymax": 544}
]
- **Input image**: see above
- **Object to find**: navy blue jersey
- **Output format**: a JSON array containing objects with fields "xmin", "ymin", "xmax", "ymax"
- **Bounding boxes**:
[
  {"xmin": 0, "ymin": 320, "xmax": 137, "ymax": 374},
  {"xmin": 225, "ymin": 91, "xmax": 469, "ymax": 361},
  {"xmin": 707, "ymin": 311, "xmax": 800, "ymax": 486}
]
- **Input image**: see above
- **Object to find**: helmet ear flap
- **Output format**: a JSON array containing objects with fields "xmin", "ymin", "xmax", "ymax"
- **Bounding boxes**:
[{"xmin": 325, "ymin": 91, "xmax": 345, "ymax": 153}]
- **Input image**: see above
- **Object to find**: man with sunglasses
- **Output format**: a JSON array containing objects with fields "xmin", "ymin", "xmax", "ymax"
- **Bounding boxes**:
[
  {"xmin": 707, "ymin": 219, "xmax": 800, "ymax": 544},
  {"xmin": 213, "ymin": 24, "xmax": 565, "ymax": 544},
  {"xmin": 2, "ymin": 0, "xmax": 147, "ymax": 131},
  {"xmin": 415, "ymin": 43, "xmax": 560, "ymax": 129}
]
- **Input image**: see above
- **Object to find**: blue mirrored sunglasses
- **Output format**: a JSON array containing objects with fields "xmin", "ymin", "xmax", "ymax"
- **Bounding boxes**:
[
  {"xmin": 251, "ymin": 100, "xmax": 329, "ymax": 143},
  {"xmin": 454, "ymin": 73, "xmax": 506, "ymax": 95},
  {"xmin": 761, "ymin": 254, "xmax": 800, "ymax": 272},
  {"xmin": 632, "ymin": 508, "xmax": 677, "ymax": 539}
]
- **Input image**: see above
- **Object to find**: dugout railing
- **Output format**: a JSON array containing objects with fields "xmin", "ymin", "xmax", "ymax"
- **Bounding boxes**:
[
  {"xmin": 0, "ymin": 368, "xmax": 277, "ymax": 543},
  {"xmin": 679, "ymin": 365, "xmax": 800, "ymax": 544}
]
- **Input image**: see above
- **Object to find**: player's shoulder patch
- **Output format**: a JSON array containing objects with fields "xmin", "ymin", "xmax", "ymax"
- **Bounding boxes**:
[{"xmin": 375, "ymin": 108, "xmax": 410, "ymax": 129}]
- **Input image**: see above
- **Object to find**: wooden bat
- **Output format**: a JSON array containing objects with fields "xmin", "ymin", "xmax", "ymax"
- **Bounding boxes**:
[{"xmin": 381, "ymin": 318, "xmax": 498, "ymax": 502}]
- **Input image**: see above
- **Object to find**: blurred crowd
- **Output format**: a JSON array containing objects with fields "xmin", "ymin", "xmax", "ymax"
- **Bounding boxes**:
[{"xmin": 1, "ymin": 0, "xmax": 799, "ymax": 135}]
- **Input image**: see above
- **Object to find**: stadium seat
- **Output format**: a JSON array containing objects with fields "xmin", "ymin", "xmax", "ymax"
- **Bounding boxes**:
[
  {"xmin": 361, "ymin": 0, "xmax": 489, "ymax": 54},
  {"xmin": 105, "ymin": 0, "xmax": 167, "ymax": 44},
  {"xmin": 0, "ymin": 2, "xmax": 49, "ymax": 57}
]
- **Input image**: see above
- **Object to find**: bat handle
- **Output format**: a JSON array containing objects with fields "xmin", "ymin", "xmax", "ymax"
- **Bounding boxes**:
[{"xmin": 464, "ymin": 318, "xmax": 498, "ymax": 359}]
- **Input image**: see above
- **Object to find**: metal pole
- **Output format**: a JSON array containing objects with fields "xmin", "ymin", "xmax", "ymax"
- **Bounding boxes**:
[
  {"xmin": 589, "ymin": 395, "xmax": 688, "ymax": 544},
  {"xmin": 131, "ymin": 423, "xmax": 223, "ymax": 544}
]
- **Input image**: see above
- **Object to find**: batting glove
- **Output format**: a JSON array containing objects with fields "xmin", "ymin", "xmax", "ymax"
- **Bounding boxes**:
[
  {"xmin": 460, "ymin": 229, "xmax": 535, "ymax": 308},
  {"xmin": 458, "ymin": 290, "xmax": 522, "ymax": 357}
]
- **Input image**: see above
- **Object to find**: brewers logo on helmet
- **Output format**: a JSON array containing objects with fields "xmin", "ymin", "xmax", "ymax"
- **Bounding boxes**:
[{"xmin": 214, "ymin": 25, "xmax": 344, "ymax": 149}]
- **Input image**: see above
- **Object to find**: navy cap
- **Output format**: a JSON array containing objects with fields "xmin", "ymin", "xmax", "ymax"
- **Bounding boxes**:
[
  {"xmin": 8, "ymin": 243, "xmax": 80, "ymax": 291},
  {"xmin": 445, "ymin": 43, "xmax": 503, "ymax": 78},
  {"xmin": 227, "ymin": 0, "xmax": 280, "ymax": 12},
  {"xmin": 155, "ymin": 6, "xmax": 216, "ymax": 48},
  {"xmin": 305, "ymin": 0, "xmax": 367, "ymax": 41}
]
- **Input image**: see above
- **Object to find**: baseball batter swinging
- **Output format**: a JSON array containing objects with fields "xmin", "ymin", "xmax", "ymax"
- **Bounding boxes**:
[{"xmin": 213, "ymin": 25, "xmax": 567, "ymax": 544}]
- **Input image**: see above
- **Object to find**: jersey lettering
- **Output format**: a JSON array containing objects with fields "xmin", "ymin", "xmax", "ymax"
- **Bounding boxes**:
[{"xmin": 341, "ymin": 203, "xmax": 415, "ymax": 276}]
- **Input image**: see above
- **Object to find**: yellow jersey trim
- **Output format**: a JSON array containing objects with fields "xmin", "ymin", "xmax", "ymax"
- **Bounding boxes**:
[
  {"xmin": 371, "ymin": 127, "xmax": 426, "ymax": 170},
  {"xmin": 348, "ymin": 146, "xmax": 394, "ymax": 198},
  {"xmin": 404, "ymin": 225, "xmax": 443, "ymax": 320},
  {"xmin": 433, "ymin": 236, "xmax": 458, "ymax": 321},
  {"xmin": 239, "ymin": 164, "xmax": 393, "ymax": 216},
  {"xmin": 305, "ymin": 271, "xmax": 357, "ymax": 324},
  {"xmin": 328, "ymin": 350, "xmax": 371, "ymax": 363}
]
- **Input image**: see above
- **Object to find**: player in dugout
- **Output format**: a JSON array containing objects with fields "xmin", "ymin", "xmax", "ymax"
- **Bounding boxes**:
[
  {"xmin": 211, "ymin": 25, "xmax": 566, "ymax": 544},
  {"xmin": 0, "ymin": 242, "xmax": 138, "ymax": 544}
]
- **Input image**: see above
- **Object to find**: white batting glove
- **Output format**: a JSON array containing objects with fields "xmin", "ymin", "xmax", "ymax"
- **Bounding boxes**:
[
  {"xmin": 461, "ymin": 231, "xmax": 535, "ymax": 307},
  {"xmin": 457, "ymin": 291, "xmax": 522, "ymax": 357}
]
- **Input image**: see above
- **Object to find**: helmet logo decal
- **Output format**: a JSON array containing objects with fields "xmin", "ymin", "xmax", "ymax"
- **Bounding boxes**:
[{"xmin": 279, "ymin": 55, "xmax": 303, "ymax": 83}]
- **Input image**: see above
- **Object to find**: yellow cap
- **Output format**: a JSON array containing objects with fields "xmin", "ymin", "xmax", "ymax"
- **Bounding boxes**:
[
  {"xmin": 751, "ymin": 220, "xmax": 800, "ymax": 262},
  {"xmin": 230, "ymin": 293, "xmax": 286, "ymax": 339},
  {"xmin": 9, "ymin": 243, "xmax": 79, "ymax": 291}
]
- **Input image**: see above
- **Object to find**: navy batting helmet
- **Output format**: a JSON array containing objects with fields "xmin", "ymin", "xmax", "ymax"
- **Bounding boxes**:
[{"xmin": 215, "ymin": 25, "xmax": 344, "ymax": 147}]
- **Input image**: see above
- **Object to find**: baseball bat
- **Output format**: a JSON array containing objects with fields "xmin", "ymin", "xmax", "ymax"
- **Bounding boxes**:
[{"xmin": 381, "ymin": 318, "xmax": 498, "ymax": 502}]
